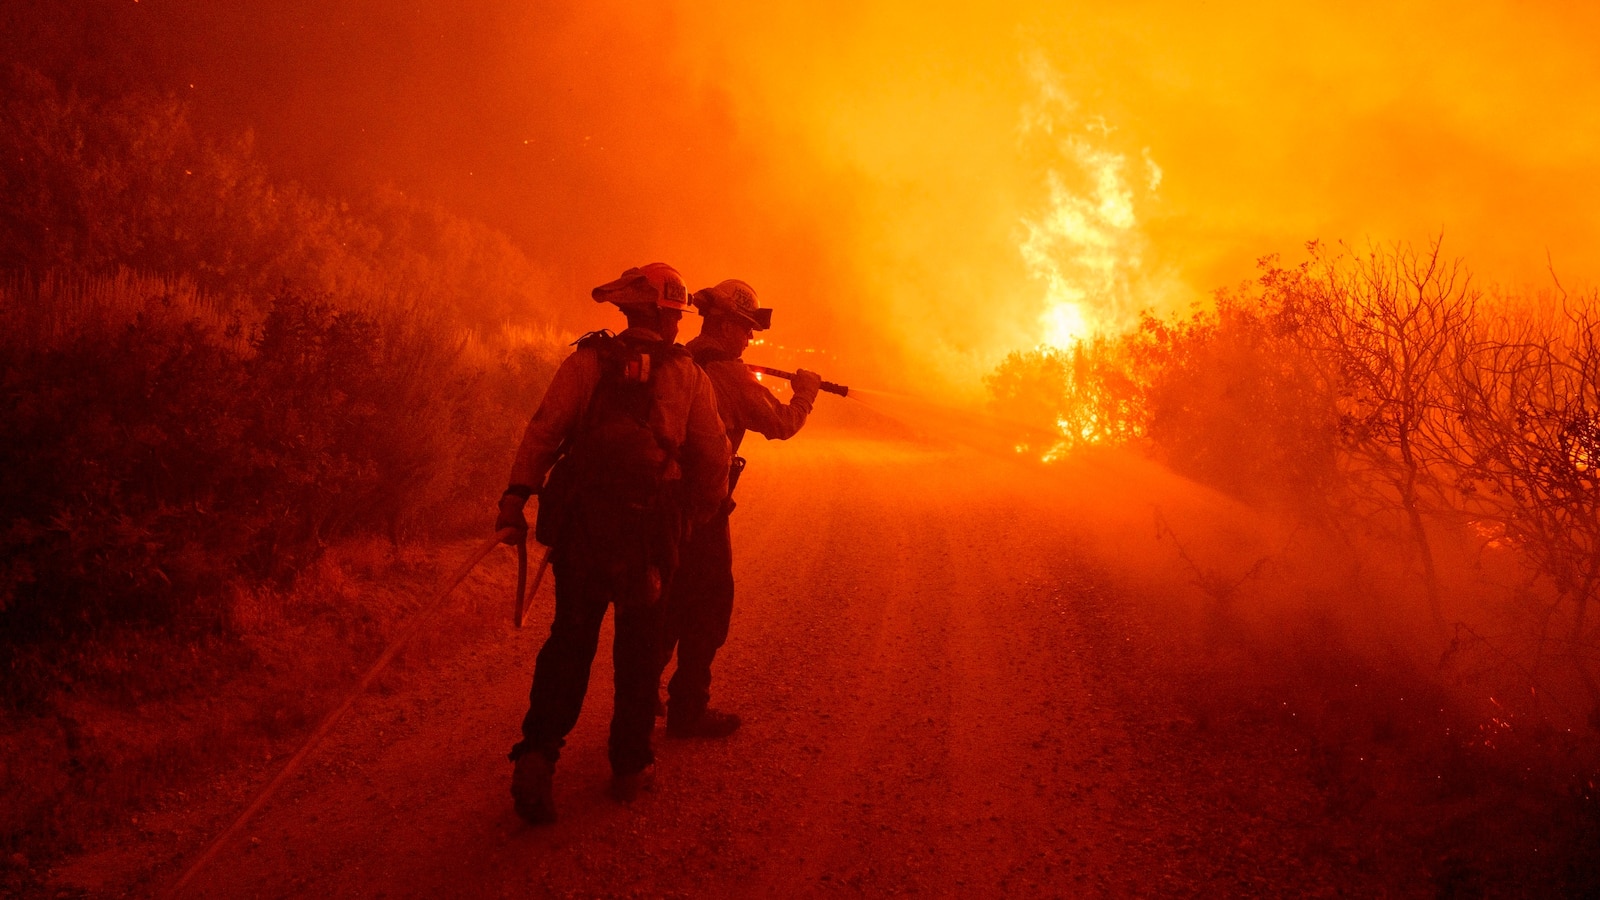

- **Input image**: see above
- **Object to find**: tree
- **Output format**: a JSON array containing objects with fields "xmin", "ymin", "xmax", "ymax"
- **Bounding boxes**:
[
  {"xmin": 1442, "ymin": 299, "xmax": 1600, "ymax": 708},
  {"xmin": 1270, "ymin": 238, "xmax": 1477, "ymax": 629}
]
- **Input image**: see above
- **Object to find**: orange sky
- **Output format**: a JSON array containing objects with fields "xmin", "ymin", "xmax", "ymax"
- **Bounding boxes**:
[
  {"xmin": 8, "ymin": 0, "xmax": 1599, "ymax": 397},
  {"xmin": 656, "ymin": 0, "xmax": 1600, "ymax": 394}
]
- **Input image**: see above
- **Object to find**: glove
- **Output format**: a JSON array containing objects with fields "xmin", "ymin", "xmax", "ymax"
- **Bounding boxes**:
[
  {"xmin": 790, "ymin": 368, "xmax": 822, "ymax": 408},
  {"xmin": 496, "ymin": 492, "xmax": 528, "ymax": 544}
]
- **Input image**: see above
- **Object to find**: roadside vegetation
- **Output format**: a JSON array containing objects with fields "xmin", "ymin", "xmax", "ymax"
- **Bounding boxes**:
[
  {"xmin": 0, "ymin": 64, "xmax": 567, "ymax": 873},
  {"xmin": 991, "ymin": 238, "xmax": 1600, "ymax": 715},
  {"xmin": 5, "ymin": 54, "xmax": 1596, "ymax": 892},
  {"xmin": 990, "ymin": 238, "xmax": 1600, "ymax": 890}
]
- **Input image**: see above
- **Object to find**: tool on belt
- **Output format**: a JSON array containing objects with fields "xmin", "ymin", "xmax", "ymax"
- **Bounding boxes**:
[
  {"xmin": 513, "ymin": 538, "xmax": 552, "ymax": 629},
  {"xmin": 745, "ymin": 364, "xmax": 849, "ymax": 397}
]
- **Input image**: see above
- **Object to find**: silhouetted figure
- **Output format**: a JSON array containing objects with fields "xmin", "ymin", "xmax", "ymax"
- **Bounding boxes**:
[
  {"xmin": 495, "ymin": 264, "xmax": 729, "ymax": 822},
  {"xmin": 659, "ymin": 280, "xmax": 821, "ymax": 738}
]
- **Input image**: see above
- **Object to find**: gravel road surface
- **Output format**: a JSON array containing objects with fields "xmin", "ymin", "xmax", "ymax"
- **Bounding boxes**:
[{"xmin": 121, "ymin": 434, "xmax": 1424, "ymax": 897}]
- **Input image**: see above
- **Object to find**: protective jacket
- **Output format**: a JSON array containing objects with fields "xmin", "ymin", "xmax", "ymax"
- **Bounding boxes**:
[
  {"xmin": 685, "ymin": 334, "xmax": 812, "ymax": 453},
  {"xmin": 508, "ymin": 327, "xmax": 730, "ymax": 527},
  {"xmin": 657, "ymin": 333, "xmax": 814, "ymax": 727},
  {"xmin": 506, "ymin": 326, "xmax": 729, "ymax": 778}
]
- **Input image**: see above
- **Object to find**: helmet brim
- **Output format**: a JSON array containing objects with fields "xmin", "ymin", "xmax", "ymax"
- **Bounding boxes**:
[
  {"xmin": 593, "ymin": 266, "xmax": 691, "ymax": 311},
  {"xmin": 696, "ymin": 304, "xmax": 772, "ymax": 331}
]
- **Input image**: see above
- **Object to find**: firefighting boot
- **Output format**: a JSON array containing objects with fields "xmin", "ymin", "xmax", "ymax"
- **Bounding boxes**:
[
  {"xmin": 510, "ymin": 752, "xmax": 556, "ymax": 824},
  {"xmin": 609, "ymin": 764, "xmax": 655, "ymax": 803},
  {"xmin": 666, "ymin": 707, "xmax": 742, "ymax": 739}
]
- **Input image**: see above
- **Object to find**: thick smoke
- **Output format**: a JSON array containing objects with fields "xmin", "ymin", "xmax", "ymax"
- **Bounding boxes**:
[{"xmin": 5, "ymin": 0, "xmax": 1599, "ymax": 394}]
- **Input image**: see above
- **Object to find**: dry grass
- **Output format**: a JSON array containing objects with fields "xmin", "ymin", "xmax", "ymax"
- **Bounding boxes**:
[{"xmin": 0, "ymin": 270, "xmax": 250, "ymax": 355}]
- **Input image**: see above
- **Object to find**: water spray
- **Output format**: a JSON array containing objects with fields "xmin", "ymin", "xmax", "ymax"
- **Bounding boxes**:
[{"xmin": 746, "ymin": 361, "xmax": 1072, "ymax": 467}]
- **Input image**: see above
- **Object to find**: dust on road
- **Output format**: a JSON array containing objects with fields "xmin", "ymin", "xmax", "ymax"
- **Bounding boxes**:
[{"xmin": 146, "ymin": 434, "xmax": 1409, "ymax": 897}]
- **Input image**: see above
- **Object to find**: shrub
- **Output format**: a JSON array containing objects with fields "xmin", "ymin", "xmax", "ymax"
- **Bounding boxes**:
[
  {"xmin": 987, "ymin": 240, "xmax": 1600, "ymax": 716},
  {"xmin": 0, "ymin": 273, "xmax": 555, "ymax": 676},
  {"xmin": 0, "ymin": 64, "xmax": 554, "ymax": 328},
  {"xmin": 0, "ymin": 64, "xmax": 571, "ymax": 672},
  {"xmin": 988, "ymin": 290, "xmax": 1340, "ymax": 509}
]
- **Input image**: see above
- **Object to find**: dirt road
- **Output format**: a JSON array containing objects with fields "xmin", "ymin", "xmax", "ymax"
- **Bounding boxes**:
[{"xmin": 139, "ymin": 433, "xmax": 1428, "ymax": 897}]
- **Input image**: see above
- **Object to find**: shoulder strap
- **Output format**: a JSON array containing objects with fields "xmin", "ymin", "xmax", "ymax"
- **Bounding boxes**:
[
  {"xmin": 549, "ymin": 334, "xmax": 618, "ymax": 466},
  {"xmin": 572, "ymin": 329, "xmax": 615, "ymax": 349}
]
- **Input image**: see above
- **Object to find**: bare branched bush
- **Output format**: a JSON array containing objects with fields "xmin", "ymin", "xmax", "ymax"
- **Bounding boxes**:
[
  {"xmin": 1268, "ymin": 238, "xmax": 1479, "ymax": 626},
  {"xmin": 1440, "ymin": 299, "xmax": 1600, "ymax": 707},
  {"xmin": 988, "ymin": 239, "xmax": 1600, "ymax": 719}
]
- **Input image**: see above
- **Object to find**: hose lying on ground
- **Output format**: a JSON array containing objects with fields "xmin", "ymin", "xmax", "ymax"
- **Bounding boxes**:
[{"xmin": 167, "ymin": 529, "xmax": 517, "ymax": 897}]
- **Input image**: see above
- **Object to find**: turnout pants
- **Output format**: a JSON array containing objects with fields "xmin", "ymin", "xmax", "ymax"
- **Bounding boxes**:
[
  {"xmin": 510, "ymin": 514, "xmax": 665, "ymax": 776},
  {"xmin": 661, "ymin": 508, "xmax": 734, "ymax": 721}
]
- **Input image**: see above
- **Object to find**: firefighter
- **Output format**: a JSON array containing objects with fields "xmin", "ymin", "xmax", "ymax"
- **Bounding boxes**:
[
  {"xmin": 496, "ymin": 263, "xmax": 730, "ymax": 823},
  {"xmin": 658, "ymin": 279, "xmax": 821, "ymax": 738}
]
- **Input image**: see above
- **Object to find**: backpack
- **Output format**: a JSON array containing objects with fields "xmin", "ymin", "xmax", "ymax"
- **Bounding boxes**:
[{"xmin": 535, "ymin": 332, "xmax": 685, "ymax": 554}]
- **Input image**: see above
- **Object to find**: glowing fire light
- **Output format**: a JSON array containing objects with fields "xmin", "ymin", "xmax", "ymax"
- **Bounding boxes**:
[
  {"xmin": 1014, "ymin": 57, "xmax": 1164, "ymax": 461},
  {"xmin": 1019, "ymin": 57, "xmax": 1161, "ymax": 354}
]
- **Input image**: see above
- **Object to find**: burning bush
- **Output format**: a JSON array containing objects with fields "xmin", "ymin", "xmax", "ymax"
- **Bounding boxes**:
[
  {"xmin": 988, "ymin": 290, "xmax": 1340, "ymax": 508},
  {"xmin": 985, "ymin": 332, "xmax": 1144, "ymax": 458}
]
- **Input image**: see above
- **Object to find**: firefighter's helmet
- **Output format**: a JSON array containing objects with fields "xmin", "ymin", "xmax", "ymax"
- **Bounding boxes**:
[
  {"xmin": 691, "ymin": 279, "xmax": 773, "ymax": 331},
  {"xmin": 592, "ymin": 263, "xmax": 691, "ymax": 311}
]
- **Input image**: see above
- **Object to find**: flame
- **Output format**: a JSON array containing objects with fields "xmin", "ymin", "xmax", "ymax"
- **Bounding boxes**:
[
  {"xmin": 1468, "ymin": 519, "xmax": 1515, "ymax": 550},
  {"xmin": 1019, "ymin": 56, "xmax": 1160, "ymax": 352},
  {"xmin": 1014, "ymin": 57, "xmax": 1163, "ymax": 460}
]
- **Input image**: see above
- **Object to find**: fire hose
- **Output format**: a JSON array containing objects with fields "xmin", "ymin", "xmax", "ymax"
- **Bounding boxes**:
[
  {"xmin": 169, "ymin": 527, "xmax": 534, "ymax": 897},
  {"xmin": 745, "ymin": 363, "xmax": 849, "ymax": 397}
]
